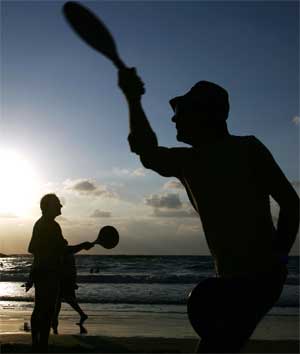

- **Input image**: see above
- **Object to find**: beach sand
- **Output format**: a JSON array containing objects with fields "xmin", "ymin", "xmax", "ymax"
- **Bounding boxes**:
[
  {"xmin": 0, "ymin": 306, "xmax": 299, "ymax": 353},
  {"xmin": 1, "ymin": 333, "xmax": 299, "ymax": 353}
]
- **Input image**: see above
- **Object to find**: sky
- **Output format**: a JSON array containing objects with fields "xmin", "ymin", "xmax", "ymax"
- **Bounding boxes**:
[{"xmin": 1, "ymin": 0, "xmax": 299, "ymax": 255}]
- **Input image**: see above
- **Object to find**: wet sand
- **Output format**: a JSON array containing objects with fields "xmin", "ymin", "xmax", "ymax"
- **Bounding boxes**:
[{"xmin": 0, "ymin": 306, "xmax": 299, "ymax": 353}]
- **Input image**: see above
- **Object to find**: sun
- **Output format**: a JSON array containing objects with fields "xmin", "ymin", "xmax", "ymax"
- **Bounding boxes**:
[{"xmin": 0, "ymin": 149, "xmax": 41, "ymax": 217}]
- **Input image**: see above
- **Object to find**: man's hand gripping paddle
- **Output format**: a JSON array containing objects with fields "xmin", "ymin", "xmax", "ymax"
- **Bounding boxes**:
[{"xmin": 93, "ymin": 225, "xmax": 119, "ymax": 249}]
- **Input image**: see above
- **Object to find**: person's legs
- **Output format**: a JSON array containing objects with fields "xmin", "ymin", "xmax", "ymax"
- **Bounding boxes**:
[
  {"xmin": 66, "ymin": 296, "xmax": 88, "ymax": 324},
  {"xmin": 51, "ymin": 297, "xmax": 62, "ymax": 334},
  {"xmin": 30, "ymin": 306, "xmax": 41, "ymax": 352},
  {"xmin": 39, "ymin": 279, "xmax": 60, "ymax": 351},
  {"xmin": 32, "ymin": 274, "xmax": 60, "ymax": 352},
  {"xmin": 31, "ymin": 277, "xmax": 45, "ymax": 352},
  {"xmin": 188, "ymin": 270, "xmax": 286, "ymax": 353},
  {"xmin": 63, "ymin": 283, "xmax": 88, "ymax": 325},
  {"xmin": 196, "ymin": 336, "xmax": 248, "ymax": 353}
]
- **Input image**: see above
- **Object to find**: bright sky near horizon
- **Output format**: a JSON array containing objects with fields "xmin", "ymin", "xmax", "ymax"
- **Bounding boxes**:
[{"xmin": 1, "ymin": 1, "xmax": 299, "ymax": 255}]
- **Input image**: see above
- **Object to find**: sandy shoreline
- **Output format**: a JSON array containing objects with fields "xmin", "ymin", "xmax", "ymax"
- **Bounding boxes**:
[
  {"xmin": 0, "ymin": 333, "xmax": 299, "ymax": 353},
  {"xmin": 1, "ymin": 306, "xmax": 299, "ymax": 339},
  {"xmin": 1, "ymin": 305, "xmax": 299, "ymax": 353}
]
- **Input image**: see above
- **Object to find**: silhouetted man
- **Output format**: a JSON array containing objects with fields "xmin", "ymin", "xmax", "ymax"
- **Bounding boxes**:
[
  {"xmin": 28, "ymin": 194, "xmax": 94, "ymax": 352},
  {"xmin": 118, "ymin": 69, "xmax": 299, "ymax": 352}
]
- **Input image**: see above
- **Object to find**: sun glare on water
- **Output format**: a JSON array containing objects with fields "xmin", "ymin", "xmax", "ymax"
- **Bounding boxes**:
[{"xmin": 0, "ymin": 149, "xmax": 41, "ymax": 217}]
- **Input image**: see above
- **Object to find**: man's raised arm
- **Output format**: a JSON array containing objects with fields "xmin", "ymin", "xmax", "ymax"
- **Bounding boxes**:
[
  {"xmin": 118, "ymin": 68, "xmax": 185, "ymax": 178},
  {"xmin": 118, "ymin": 68, "xmax": 158, "ymax": 154}
]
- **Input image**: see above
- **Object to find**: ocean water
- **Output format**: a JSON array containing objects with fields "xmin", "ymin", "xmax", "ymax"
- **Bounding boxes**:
[{"xmin": 0, "ymin": 255, "xmax": 299, "ymax": 315}]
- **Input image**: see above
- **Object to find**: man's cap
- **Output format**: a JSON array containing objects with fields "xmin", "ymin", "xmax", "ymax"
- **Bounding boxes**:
[{"xmin": 169, "ymin": 81, "xmax": 230, "ymax": 120}]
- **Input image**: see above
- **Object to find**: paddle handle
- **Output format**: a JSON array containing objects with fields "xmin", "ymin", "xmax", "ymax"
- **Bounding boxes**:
[{"xmin": 112, "ymin": 55, "xmax": 127, "ymax": 70}]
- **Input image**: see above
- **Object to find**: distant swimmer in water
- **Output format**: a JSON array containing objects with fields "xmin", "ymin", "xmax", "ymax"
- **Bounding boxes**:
[{"xmin": 118, "ymin": 68, "xmax": 299, "ymax": 352}]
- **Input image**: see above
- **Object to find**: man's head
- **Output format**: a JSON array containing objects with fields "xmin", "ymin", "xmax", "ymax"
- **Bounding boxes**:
[
  {"xmin": 40, "ymin": 194, "xmax": 62, "ymax": 218},
  {"xmin": 170, "ymin": 81, "xmax": 230, "ymax": 145}
]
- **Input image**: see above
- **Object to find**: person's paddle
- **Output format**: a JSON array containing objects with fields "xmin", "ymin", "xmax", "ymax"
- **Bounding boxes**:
[
  {"xmin": 63, "ymin": 1, "xmax": 125, "ymax": 69},
  {"xmin": 63, "ymin": 1, "xmax": 145, "ymax": 94},
  {"xmin": 93, "ymin": 225, "xmax": 119, "ymax": 249}
]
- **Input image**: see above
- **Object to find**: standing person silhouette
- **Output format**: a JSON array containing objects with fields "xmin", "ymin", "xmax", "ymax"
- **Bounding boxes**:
[
  {"xmin": 118, "ymin": 69, "xmax": 299, "ymax": 353},
  {"xmin": 51, "ymin": 239, "xmax": 88, "ymax": 335},
  {"xmin": 23, "ymin": 244, "xmax": 88, "ymax": 335},
  {"xmin": 28, "ymin": 194, "xmax": 94, "ymax": 352}
]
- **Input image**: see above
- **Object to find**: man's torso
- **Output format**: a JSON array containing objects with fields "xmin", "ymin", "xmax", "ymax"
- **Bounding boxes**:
[{"xmin": 28, "ymin": 217, "xmax": 66, "ymax": 274}]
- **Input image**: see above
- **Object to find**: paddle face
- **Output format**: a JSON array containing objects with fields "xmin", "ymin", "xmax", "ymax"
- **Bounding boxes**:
[
  {"xmin": 187, "ymin": 281, "xmax": 221, "ymax": 339},
  {"xmin": 63, "ymin": 1, "xmax": 125, "ymax": 69},
  {"xmin": 188, "ymin": 279, "xmax": 236, "ymax": 338},
  {"xmin": 94, "ymin": 225, "xmax": 119, "ymax": 249}
]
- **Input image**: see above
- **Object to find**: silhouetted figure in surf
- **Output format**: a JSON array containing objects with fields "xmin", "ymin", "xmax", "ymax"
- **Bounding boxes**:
[
  {"xmin": 24, "ymin": 245, "xmax": 88, "ymax": 335},
  {"xmin": 51, "ymin": 239, "xmax": 88, "ymax": 335},
  {"xmin": 28, "ymin": 194, "xmax": 94, "ymax": 352},
  {"xmin": 118, "ymin": 69, "xmax": 299, "ymax": 353}
]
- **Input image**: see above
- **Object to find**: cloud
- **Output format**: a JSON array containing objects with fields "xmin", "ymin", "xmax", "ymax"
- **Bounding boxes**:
[
  {"xmin": 74, "ymin": 180, "xmax": 96, "ymax": 192},
  {"xmin": 153, "ymin": 207, "xmax": 198, "ymax": 218},
  {"xmin": 56, "ymin": 216, "xmax": 69, "ymax": 223},
  {"xmin": 112, "ymin": 168, "xmax": 131, "ymax": 176},
  {"xmin": 145, "ymin": 193, "xmax": 182, "ymax": 209},
  {"xmin": 144, "ymin": 193, "xmax": 198, "ymax": 218},
  {"xmin": 108, "ymin": 217, "xmax": 207, "ymax": 255},
  {"xmin": 113, "ymin": 167, "xmax": 147, "ymax": 177},
  {"xmin": 64, "ymin": 179, "xmax": 116, "ymax": 198},
  {"xmin": 90, "ymin": 209, "xmax": 112, "ymax": 218},
  {"xmin": 163, "ymin": 180, "xmax": 184, "ymax": 190},
  {"xmin": 292, "ymin": 116, "xmax": 300, "ymax": 125},
  {"xmin": 132, "ymin": 168, "xmax": 147, "ymax": 177},
  {"xmin": 0, "ymin": 213, "xmax": 18, "ymax": 218}
]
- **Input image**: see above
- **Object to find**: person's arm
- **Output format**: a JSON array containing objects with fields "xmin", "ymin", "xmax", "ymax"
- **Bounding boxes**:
[
  {"xmin": 67, "ymin": 242, "xmax": 94, "ymax": 254},
  {"xmin": 25, "ymin": 265, "xmax": 34, "ymax": 292},
  {"xmin": 118, "ymin": 68, "xmax": 186, "ymax": 177},
  {"xmin": 118, "ymin": 68, "xmax": 158, "ymax": 154},
  {"xmin": 55, "ymin": 222, "xmax": 94, "ymax": 254},
  {"xmin": 28, "ymin": 222, "xmax": 38, "ymax": 254},
  {"xmin": 254, "ymin": 138, "xmax": 299, "ymax": 257},
  {"xmin": 271, "ymin": 174, "xmax": 299, "ymax": 256}
]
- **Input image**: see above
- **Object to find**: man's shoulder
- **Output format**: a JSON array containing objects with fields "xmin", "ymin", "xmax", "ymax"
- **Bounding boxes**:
[
  {"xmin": 33, "ymin": 217, "xmax": 61, "ymax": 231},
  {"xmin": 234, "ymin": 135, "xmax": 268, "ymax": 151},
  {"xmin": 149, "ymin": 146, "xmax": 193, "ymax": 159},
  {"xmin": 167, "ymin": 146, "xmax": 193, "ymax": 153},
  {"xmin": 229, "ymin": 135, "xmax": 264, "ymax": 150},
  {"xmin": 53, "ymin": 220, "xmax": 61, "ymax": 228},
  {"xmin": 163, "ymin": 146, "xmax": 195, "ymax": 161},
  {"xmin": 33, "ymin": 217, "xmax": 44, "ymax": 230},
  {"xmin": 230, "ymin": 134, "xmax": 258, "ymax": 143}
]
